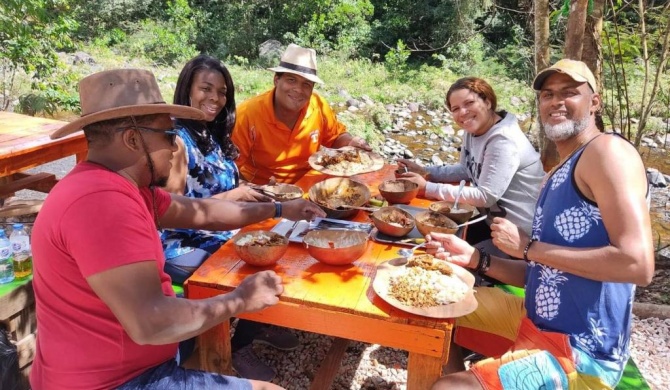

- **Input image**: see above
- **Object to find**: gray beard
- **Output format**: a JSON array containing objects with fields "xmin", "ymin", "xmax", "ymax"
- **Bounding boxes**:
[{"xmin": 543, "ymin": 116, "xmax": 590, "ymax": 142}]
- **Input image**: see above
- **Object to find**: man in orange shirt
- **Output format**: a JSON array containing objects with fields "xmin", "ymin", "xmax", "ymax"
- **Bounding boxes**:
[{"xmin": 232, "ymin": 44, "xmax": 372, "ymax": 184}]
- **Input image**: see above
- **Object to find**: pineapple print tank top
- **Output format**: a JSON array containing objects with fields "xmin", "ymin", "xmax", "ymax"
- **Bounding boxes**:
[{"xmin": 525, "ymin": 134, "xmax": 634, "ymax": 373}]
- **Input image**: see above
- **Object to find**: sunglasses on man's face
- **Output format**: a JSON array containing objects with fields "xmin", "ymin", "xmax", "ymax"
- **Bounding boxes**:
[{"xmin": 115, "ymin": 126, "xmax": 179, "ymax": 146}]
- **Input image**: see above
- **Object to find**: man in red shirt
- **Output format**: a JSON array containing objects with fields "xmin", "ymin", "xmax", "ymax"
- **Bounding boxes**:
[
  {"xmin": 233, "ymin": 44, "xmax": 372, "ymax": 184},
  {"xmin": 31, "ymin": 68, "xmax": 324, "ymax": 390}
]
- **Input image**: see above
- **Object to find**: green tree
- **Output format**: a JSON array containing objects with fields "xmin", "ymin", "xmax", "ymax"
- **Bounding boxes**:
[{"xmin": 0, "ymin": 0, "xmax": 78, "ymax": 110}]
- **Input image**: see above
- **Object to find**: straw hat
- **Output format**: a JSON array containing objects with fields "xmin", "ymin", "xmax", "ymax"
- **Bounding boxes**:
[
  {"xmin": 51, "ymin": 69, "xmax": 205, "ymax": 139},
  {"xmin": 268, "ymin": 44, "xmax": 324, "ymax": 84},
  {"xmin": 532, "ymin": 59, "xmax": 597, "ymax": 93}
]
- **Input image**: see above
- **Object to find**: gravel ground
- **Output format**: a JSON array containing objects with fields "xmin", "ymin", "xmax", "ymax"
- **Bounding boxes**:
[
  {"xmin": 245, "ymin": 315, "xmax": 669, "ymax": 390},
  {"xmin": 6, "ymin": 157, "xmax": 670, "ymax": 389}
]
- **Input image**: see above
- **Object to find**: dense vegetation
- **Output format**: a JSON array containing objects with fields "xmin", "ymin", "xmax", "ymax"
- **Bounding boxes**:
[{"xmin": 1, "ymin": 0, "xmax": 668, "ymax": 142}]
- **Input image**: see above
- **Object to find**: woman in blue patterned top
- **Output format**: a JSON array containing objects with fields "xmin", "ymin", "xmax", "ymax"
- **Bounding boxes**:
[
  {"xmin": 161, "ymin": 55, "xmax": 270, "ymax": 283},
  {"xmin": 161, "ymin": 55, "xmax": 300, "ymax": 381}
]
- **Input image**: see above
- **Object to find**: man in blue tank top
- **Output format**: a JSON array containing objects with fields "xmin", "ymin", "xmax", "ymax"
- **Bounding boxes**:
[{"xmin": 430, "ymin": 59, "xmax": 654, "ymax": 389}]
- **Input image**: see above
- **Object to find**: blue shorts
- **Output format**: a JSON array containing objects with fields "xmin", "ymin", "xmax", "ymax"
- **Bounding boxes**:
[{"xmin": 117, "ymin": 359, "xmax": 252, "ymax": 390}]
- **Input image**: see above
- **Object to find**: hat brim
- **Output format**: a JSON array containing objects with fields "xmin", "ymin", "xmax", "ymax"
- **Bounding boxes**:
[
  {"xmin": 268, "ymin": 66, "xmax": 324, "ymax": 84},
  {"xmin": 532, "ymin": 69, "xmax": 592, "ymax": 92},
  {"xmin": 50, "ymin": 104, "xmax": 205, "ymax": 139}
]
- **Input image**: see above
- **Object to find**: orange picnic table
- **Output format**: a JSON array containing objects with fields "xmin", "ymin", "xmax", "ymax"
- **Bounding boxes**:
[
  {"xmin": 0, "ymin": 111, "xmax": 86, "ymax": 198},
  {"xmin": 186, "ymin": 165, "xmax": 455, "ymax": 389}
]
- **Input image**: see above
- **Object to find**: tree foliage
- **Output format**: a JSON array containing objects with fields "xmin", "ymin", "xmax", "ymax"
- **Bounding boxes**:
[{"xmin": 0, "ymin": 0, "xmax": 78, "ymax": 109}]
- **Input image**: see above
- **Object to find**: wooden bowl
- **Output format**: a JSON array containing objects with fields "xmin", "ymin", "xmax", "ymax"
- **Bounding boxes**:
[
  {"xmin": 259, "ymin": 184, "xmax": 304, "ymax": 201},
  {"xmin": 378, "ymin": 179, "xmax": 419, "ymax": 204},
  {"xmin": 370, "ymin": 206, "xmax": 415, "ymax": 237},
  {"xmin": 415, "ymin": 211, "xmax": 459, "ymax": 236},
  {"xmin": 303, "ymin": 230, "xmax": 368, "ymax": 266},
  {"xmin": 232, "ymin": 230, "xmax": 289, "ymax": 266},
  {"xmin": 308, "ymin": 178, "xmax": 371, "ymax": 220},
  {"xmin": 428, "ymin": 201, "xmax": 476, "ymax": 224}
]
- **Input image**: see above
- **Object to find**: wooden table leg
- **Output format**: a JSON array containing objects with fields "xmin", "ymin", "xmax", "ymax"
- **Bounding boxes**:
[
  {"xmin": 197, "ymin": 320, "xmax": 233, "ymax": 375},
  {"xmin": 407, "ymin": 352, "xmax": 443, "ymax": 390}
]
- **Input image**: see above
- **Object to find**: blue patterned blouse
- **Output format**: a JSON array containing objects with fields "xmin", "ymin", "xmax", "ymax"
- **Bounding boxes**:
[{"xmin": 160, "ymin": 126, "xmax": 239, "ymax": 259}]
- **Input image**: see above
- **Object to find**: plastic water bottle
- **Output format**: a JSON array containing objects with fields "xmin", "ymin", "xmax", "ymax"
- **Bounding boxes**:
[
  {"xmin": 10, "ymin": 223, "xmax": 32, "ymax": 279},
  {"xmin": 0, "ymin": 229, "xmax": 14, "ymax": 284}
]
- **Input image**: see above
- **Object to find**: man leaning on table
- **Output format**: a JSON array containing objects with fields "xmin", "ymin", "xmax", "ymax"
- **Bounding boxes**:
[
  {"xmin": 428, "ymin": 59, "xmax": 654, "ymax": 389},
  {"xmin": 232, "ymin": 43, "xmax": 372, "ymax": 185},
  {"xmin": 30, "ymin": 68, "xmax": 324, "ymax": 390}
]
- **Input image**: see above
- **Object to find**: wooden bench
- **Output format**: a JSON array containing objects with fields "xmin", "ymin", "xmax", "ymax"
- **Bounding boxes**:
[{"xmin": 0, "ymin": 277, "xmax": 36, "ymax": 390}]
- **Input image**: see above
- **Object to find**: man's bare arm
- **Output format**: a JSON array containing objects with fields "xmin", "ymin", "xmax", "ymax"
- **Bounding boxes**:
[{"xmin": 87, "ymin": 261, "xmax": 282, "ymax": 345}]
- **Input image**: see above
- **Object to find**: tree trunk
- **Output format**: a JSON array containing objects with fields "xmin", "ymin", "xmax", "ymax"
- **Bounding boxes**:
[
  {"xmin": 534, "ymin": 0, "xmax": 557, "ymax": 172},
  {"xmin": 564, "ymin": 0, "xmax": 590, "ymax": 59},
  {"xmin": 583, "ymin": 0, "xmax": 606, "ymax": 131}
]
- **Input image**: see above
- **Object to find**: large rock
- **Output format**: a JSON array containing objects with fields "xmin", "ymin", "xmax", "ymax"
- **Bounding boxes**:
[
  {"xmin": 647, "ymin": 168, "xmax": 667, "ymax": 188},
  {"xmin": 258, "ymin": 40, "xmax": 283, "ymax": 68}
]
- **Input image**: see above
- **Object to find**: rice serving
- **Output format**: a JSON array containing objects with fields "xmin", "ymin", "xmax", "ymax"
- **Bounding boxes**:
[{"xmin": 389, "ymin": 265, "xmax": 469, "ymax": 307}]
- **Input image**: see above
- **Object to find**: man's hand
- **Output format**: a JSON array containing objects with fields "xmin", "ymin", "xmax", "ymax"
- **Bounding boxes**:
[
  {"xmin": 396, "ymin": 172, "xmax": 427, "ymax": 195},
  {"xmin": 396, "ymin": 159, "xmax": 428, "ymax": 176},
  {"xmin": 233, "ymin": 271, "xmax": 284, "ymax": 313},
  {"xmin": 281, "ymin": 198, "xmax": 326, "ymax": 221},
  {"xmin": 491, "ymin": 217, "xmax": 528, "ymax": 258},
  {"xmin": 425, "ymin": 232, "xmax": 478, "ymax": 269},
  {"xmin": 348, "ymin": 135, "xmax": 372, "ymax": 151}
]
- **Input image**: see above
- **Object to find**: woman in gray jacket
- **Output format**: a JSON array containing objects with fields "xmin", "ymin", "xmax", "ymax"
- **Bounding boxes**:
[{"xmin": 398, "ymin": 77, "xmax": 544, "ymax": 255}]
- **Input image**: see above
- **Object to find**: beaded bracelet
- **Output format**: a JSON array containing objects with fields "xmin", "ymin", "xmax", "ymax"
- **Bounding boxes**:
[{"xmin": 523, "ymin": 238, "xmax": 537, "ymax": 262}]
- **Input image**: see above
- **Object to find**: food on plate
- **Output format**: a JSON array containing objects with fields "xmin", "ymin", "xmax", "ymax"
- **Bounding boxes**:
[
  {"xmin": 310, "ymin": 147, "xmax": 382, "ymax": 176},
  {"xmin": 315, "ymin": 187, "xmax": 364, "ymax": 209},
  {"xmin": 406, "ymin": 254, "xmax": 453, "ymax": 276},
  {"xmin": 235, "ymin": 232, "xmax": 286, "ymax": 247},
  {"xmin": 388, "ymin": 254, "xmax": 468, "ymax": 307},
  {"xmin": 379, "ymin": 208, "xmax": 414, "ymax": 228}
]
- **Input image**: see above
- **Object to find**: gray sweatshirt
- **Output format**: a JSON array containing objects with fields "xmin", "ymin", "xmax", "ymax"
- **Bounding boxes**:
[{"xmin": 424, "ymin": 112, "xmax": 544, "ymax": 234}]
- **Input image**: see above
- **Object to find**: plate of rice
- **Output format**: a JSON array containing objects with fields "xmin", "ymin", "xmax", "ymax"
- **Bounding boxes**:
[{"xmin": 372, "ymin": 255, "xmax": 478, "ymax": 318}]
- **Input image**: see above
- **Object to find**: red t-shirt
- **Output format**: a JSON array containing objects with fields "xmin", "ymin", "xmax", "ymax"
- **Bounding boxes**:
[{"xmin": 30, "ymin": 162, "xmax": 176, "ymax": 390}]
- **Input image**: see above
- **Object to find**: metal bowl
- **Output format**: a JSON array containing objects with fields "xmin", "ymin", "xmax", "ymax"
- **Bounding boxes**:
[
  {"xmin": 370, "ymin": 206, "xmax": 415, "ymax": 237},
  {"xmin": 259, "ymin": 184, "xmax": 304, "ymax": 201},
  {"xmin": 428, "ymin": 201, "xmax": 476, "ymax": 224},
  {"xmin": 303, "ymin": 230, "xmax": 369, "ymax": 266},
  {"xmin": 415, "ymin": 211, "xmax": 459, "ymax": 236},
  {"xmin": 308, "ymin": 177, "xmax": 371, "ymax": 220},
  {"xmin": 378, "ymin": 179, "xmax": 419, "ymax": 204},
  {"xmin": 232, "ymin": 230, "xmax": 289, "ymax": 266}
]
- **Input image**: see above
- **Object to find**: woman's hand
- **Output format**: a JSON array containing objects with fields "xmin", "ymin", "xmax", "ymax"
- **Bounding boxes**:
[
  {"xmin": 396, "ymin": 172, "xmax": 427, "ymax": 195},
  {"xmin": 491, "ymin": 217, "xmax": 528, "ymax": 258},
  {"xmin": 396, "ymin": 159, "xmax": 428, "ymax": 176},
  {"xmin": 425, "ymin": 232, "xmax": 478, "ymax": 269}
]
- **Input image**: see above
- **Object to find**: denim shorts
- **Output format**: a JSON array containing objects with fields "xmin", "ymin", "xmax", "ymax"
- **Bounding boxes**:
[{"xmin": 117, "ymin": 359, "xmax": 252, "ymax": 390}]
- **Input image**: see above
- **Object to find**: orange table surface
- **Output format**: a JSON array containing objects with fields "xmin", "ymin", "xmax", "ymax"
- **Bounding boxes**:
[
  {"xmin": 0, "ymin": 111, "xmax": 86, "ymax": 177},
  {"xmin": 186, "ymin": 165, "xmax": 454, "ymax": 389}
]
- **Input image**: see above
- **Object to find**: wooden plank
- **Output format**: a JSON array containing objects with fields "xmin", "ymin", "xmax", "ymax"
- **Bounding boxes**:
[
  {"xmin": 197, "ymin": 320, "xmax": 233, "ymax": 375},
  {"xmin": 0, "ymin": 172, "xmax": 56, "ymax": 198},
  {"xmin": 188, "ymin": 287, "xmax": 451, "ymax": 357},
  {"xmin": 0, "ymin": 280, "xmax": 34, "ymax": 320},
  {"xmin": 309, "ymin": 337, "xmax": 350, "ymax": 390},
  {"xmin": 5, "ymin": 305, "xmax": 37, "ymax": 341},
  {"xmin": 15, "ymin": 332, "xmax": 36, "ymax": 369},
  {"xmin": 407, "ymin": 352, "xmax": 443, "ymax": 390}
]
